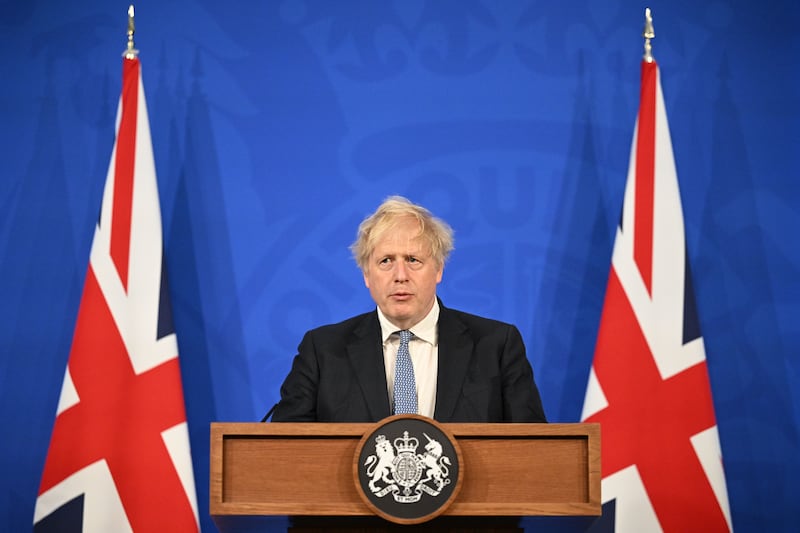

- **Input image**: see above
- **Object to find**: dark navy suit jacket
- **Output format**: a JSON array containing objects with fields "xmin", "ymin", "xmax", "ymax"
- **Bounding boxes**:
[{"xmin": 271, "ymin": 302, "xmax": 547, "ymax": 423}]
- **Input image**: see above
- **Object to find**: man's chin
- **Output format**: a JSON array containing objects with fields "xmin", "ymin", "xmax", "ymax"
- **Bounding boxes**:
[{"xmin": 382, "ymin": 305, "xmax": 414, "ymax": 326}]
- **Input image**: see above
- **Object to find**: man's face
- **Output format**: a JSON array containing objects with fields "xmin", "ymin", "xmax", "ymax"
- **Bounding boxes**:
[{"xmin": 363, "ymin": 217, "xmax": 443, "ymax": 330}]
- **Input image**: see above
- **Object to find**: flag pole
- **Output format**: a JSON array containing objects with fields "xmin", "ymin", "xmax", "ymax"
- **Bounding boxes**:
[
  {"xmin": 125, "ymin": 4, "xmax": 139, "ymax": 58},
  {"xmin": 643, "ymin": 7, "xmax": 655, "ymax": 62}
]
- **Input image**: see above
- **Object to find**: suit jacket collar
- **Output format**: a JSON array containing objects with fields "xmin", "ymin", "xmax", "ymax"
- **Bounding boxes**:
[{"xmin": 347, "ymin": 312, "xmax": 392, "ymax": 421}]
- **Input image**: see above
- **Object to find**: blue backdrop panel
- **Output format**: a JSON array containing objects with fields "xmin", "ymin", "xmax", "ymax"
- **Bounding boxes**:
[{"xmin": 1, "ymin": 1, "xmax": 798, "ymax": 531}]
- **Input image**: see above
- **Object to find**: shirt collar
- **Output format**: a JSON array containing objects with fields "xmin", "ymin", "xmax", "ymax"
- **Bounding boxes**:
[{"xmin": 377, "ymin": 299, "xmax": 439, "ymax": 346}]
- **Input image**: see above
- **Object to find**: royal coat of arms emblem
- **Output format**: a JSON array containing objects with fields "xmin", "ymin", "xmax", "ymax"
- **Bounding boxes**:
[
  {"xmin": 364, "ymin": 430, "xmax": 452, "ymax": 503},
  {"xmin": 355, "ymin": 415, "xmax": 462, "ymax": 524}
]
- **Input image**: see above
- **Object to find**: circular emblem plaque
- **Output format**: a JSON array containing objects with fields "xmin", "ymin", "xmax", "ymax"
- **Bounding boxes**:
[{"xmin": 354, "ymin": 414, "xmax": 463, "ymax": 525}]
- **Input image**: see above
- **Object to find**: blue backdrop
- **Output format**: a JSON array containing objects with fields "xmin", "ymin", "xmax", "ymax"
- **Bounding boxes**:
[{"xmin": 1, "ymin": 1, "xmax": 798, "ymax": 531}]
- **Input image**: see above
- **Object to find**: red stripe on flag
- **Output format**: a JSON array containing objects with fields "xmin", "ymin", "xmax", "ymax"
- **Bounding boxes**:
[
  {"xmin": 586, "ymin": 268, "xmax": 728, "ymax": 531},
  {"xmin": 109, "ymin": 58, "xmax": 139, "ymax": 291},
  {"xmin": 38, "ymin": 267, "xmax": 197, "ymax": 531},
  {"xmin": 633, "ymin": 61, "xmax": 657, "ymax": 295}
]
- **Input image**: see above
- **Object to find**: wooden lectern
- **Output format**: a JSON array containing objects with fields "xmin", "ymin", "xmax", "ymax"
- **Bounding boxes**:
[{"xmin": 210, "ymin": 422, "xmax": 600, "ymax": 531}]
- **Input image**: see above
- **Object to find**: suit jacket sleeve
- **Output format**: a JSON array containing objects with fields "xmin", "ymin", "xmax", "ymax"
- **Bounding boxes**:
[
  {"xmin": 498, "ymin": 324, "xmax": 547, "ymax": 422},
  {"xmin": 270, "ymin": 329, "xmax": 321, "ymax": 422}
]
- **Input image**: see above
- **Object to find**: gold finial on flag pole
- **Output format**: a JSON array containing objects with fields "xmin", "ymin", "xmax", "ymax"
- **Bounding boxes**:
[
  {"xmin": 124, "ymin": 5, "xmax": 139, "ymax": 58},
  {"xmin": 643, "ymin": 7, "xmax": 655, "ymax": 62}
]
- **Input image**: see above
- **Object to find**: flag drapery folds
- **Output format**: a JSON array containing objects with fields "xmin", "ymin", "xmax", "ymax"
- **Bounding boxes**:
[
  {"xmin": 581, "ymin": 59, "xmax": 733, "ymax": 532},
  {"xmin": 33, "ymin": 55, "xmax": 199, "ymax": 532}
]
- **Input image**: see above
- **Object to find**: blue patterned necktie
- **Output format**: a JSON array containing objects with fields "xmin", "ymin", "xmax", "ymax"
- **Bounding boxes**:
[{"xmin": 393, "ymin": 330, "xmax": 417, "ymax": 415}]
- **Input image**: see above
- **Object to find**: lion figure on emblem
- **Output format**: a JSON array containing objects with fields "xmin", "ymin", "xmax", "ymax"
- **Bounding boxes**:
[{"xmin": 364, "ymin": 435, "xmax": 396, "ymax": 492}]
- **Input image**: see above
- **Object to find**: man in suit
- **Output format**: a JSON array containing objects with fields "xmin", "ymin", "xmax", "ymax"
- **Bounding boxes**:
[{"xmin": 271, "ymin": 196, "xmax": 546, "ymax": 423}]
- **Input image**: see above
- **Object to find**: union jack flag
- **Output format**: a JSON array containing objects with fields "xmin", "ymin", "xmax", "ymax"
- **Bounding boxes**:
[
  {"xmin": 581, "ymin": 59, "xmax": 733, "ymax": 531},
  {"xmin": 33, "ymin": 55, "xmax": 199, "ymax": 532}
]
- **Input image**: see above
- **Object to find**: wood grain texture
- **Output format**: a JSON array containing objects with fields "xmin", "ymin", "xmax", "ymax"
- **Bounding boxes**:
[{"xmin": 210, "ymin": 422, "xmax": 600, "ymax": 518}]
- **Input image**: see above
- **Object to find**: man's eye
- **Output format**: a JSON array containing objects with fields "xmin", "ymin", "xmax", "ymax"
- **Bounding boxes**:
[{"xmin": 407, "ymin": 257, "xmax": 425, "ymax": 269}]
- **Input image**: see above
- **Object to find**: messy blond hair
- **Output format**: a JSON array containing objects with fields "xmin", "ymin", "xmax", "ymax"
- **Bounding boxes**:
[{"xmin": 350, "ymin": 195, "xmax": 454, "ymax": 271}]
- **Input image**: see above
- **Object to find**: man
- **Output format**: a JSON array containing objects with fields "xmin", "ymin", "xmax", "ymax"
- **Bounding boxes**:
[{"xmin": 271, "ymin": 196, "xmax": 546, "ymax": 423}]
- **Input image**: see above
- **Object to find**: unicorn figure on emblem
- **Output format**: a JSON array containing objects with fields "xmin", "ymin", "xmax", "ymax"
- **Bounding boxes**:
[{"xmin": 418, "ymin": 433, "xmax": 451, "ymax": 492}]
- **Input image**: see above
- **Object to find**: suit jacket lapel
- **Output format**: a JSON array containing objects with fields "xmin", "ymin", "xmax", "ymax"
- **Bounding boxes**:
[
  {"xmin": 347, "ymin": 311, "xmax": 392, "ymax": 421},
  {"xmin": 434, "ymin": 304, "xmax": 473, "ymax": 422}
]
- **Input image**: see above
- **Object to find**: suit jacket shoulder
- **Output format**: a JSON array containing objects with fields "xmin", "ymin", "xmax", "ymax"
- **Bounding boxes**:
[
  {"xmin": 272, "ymin": 309, "xmax": 390, "ymax": 422},
  {"xmin": 435, "ymin": 303, "xmax": 547, "ymax": 423}
]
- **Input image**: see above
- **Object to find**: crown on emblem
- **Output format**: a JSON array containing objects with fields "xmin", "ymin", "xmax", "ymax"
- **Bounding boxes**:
[
  {"xmin": 394, "ymin": 431, "xmax": 419, "ymax": 453},
  {"xmin": 375, "ymin": 435, "xmax": 387, "ymax": 444}
]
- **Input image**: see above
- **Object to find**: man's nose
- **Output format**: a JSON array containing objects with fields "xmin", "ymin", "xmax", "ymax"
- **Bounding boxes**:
[{"xmin": 394, "ymin": 260, "xmax": 409, "ymax": 281}]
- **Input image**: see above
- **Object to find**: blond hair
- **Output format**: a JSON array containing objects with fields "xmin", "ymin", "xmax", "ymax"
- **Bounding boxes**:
[{"xmin": 350, "ymin": 195, "xmax": 454, "ymax": 271}]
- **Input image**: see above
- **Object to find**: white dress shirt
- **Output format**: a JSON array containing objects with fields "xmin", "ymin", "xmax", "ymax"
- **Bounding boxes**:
[{"xmin": 377, "ymin": 300, "xmax": 439, "ymax": 418}]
